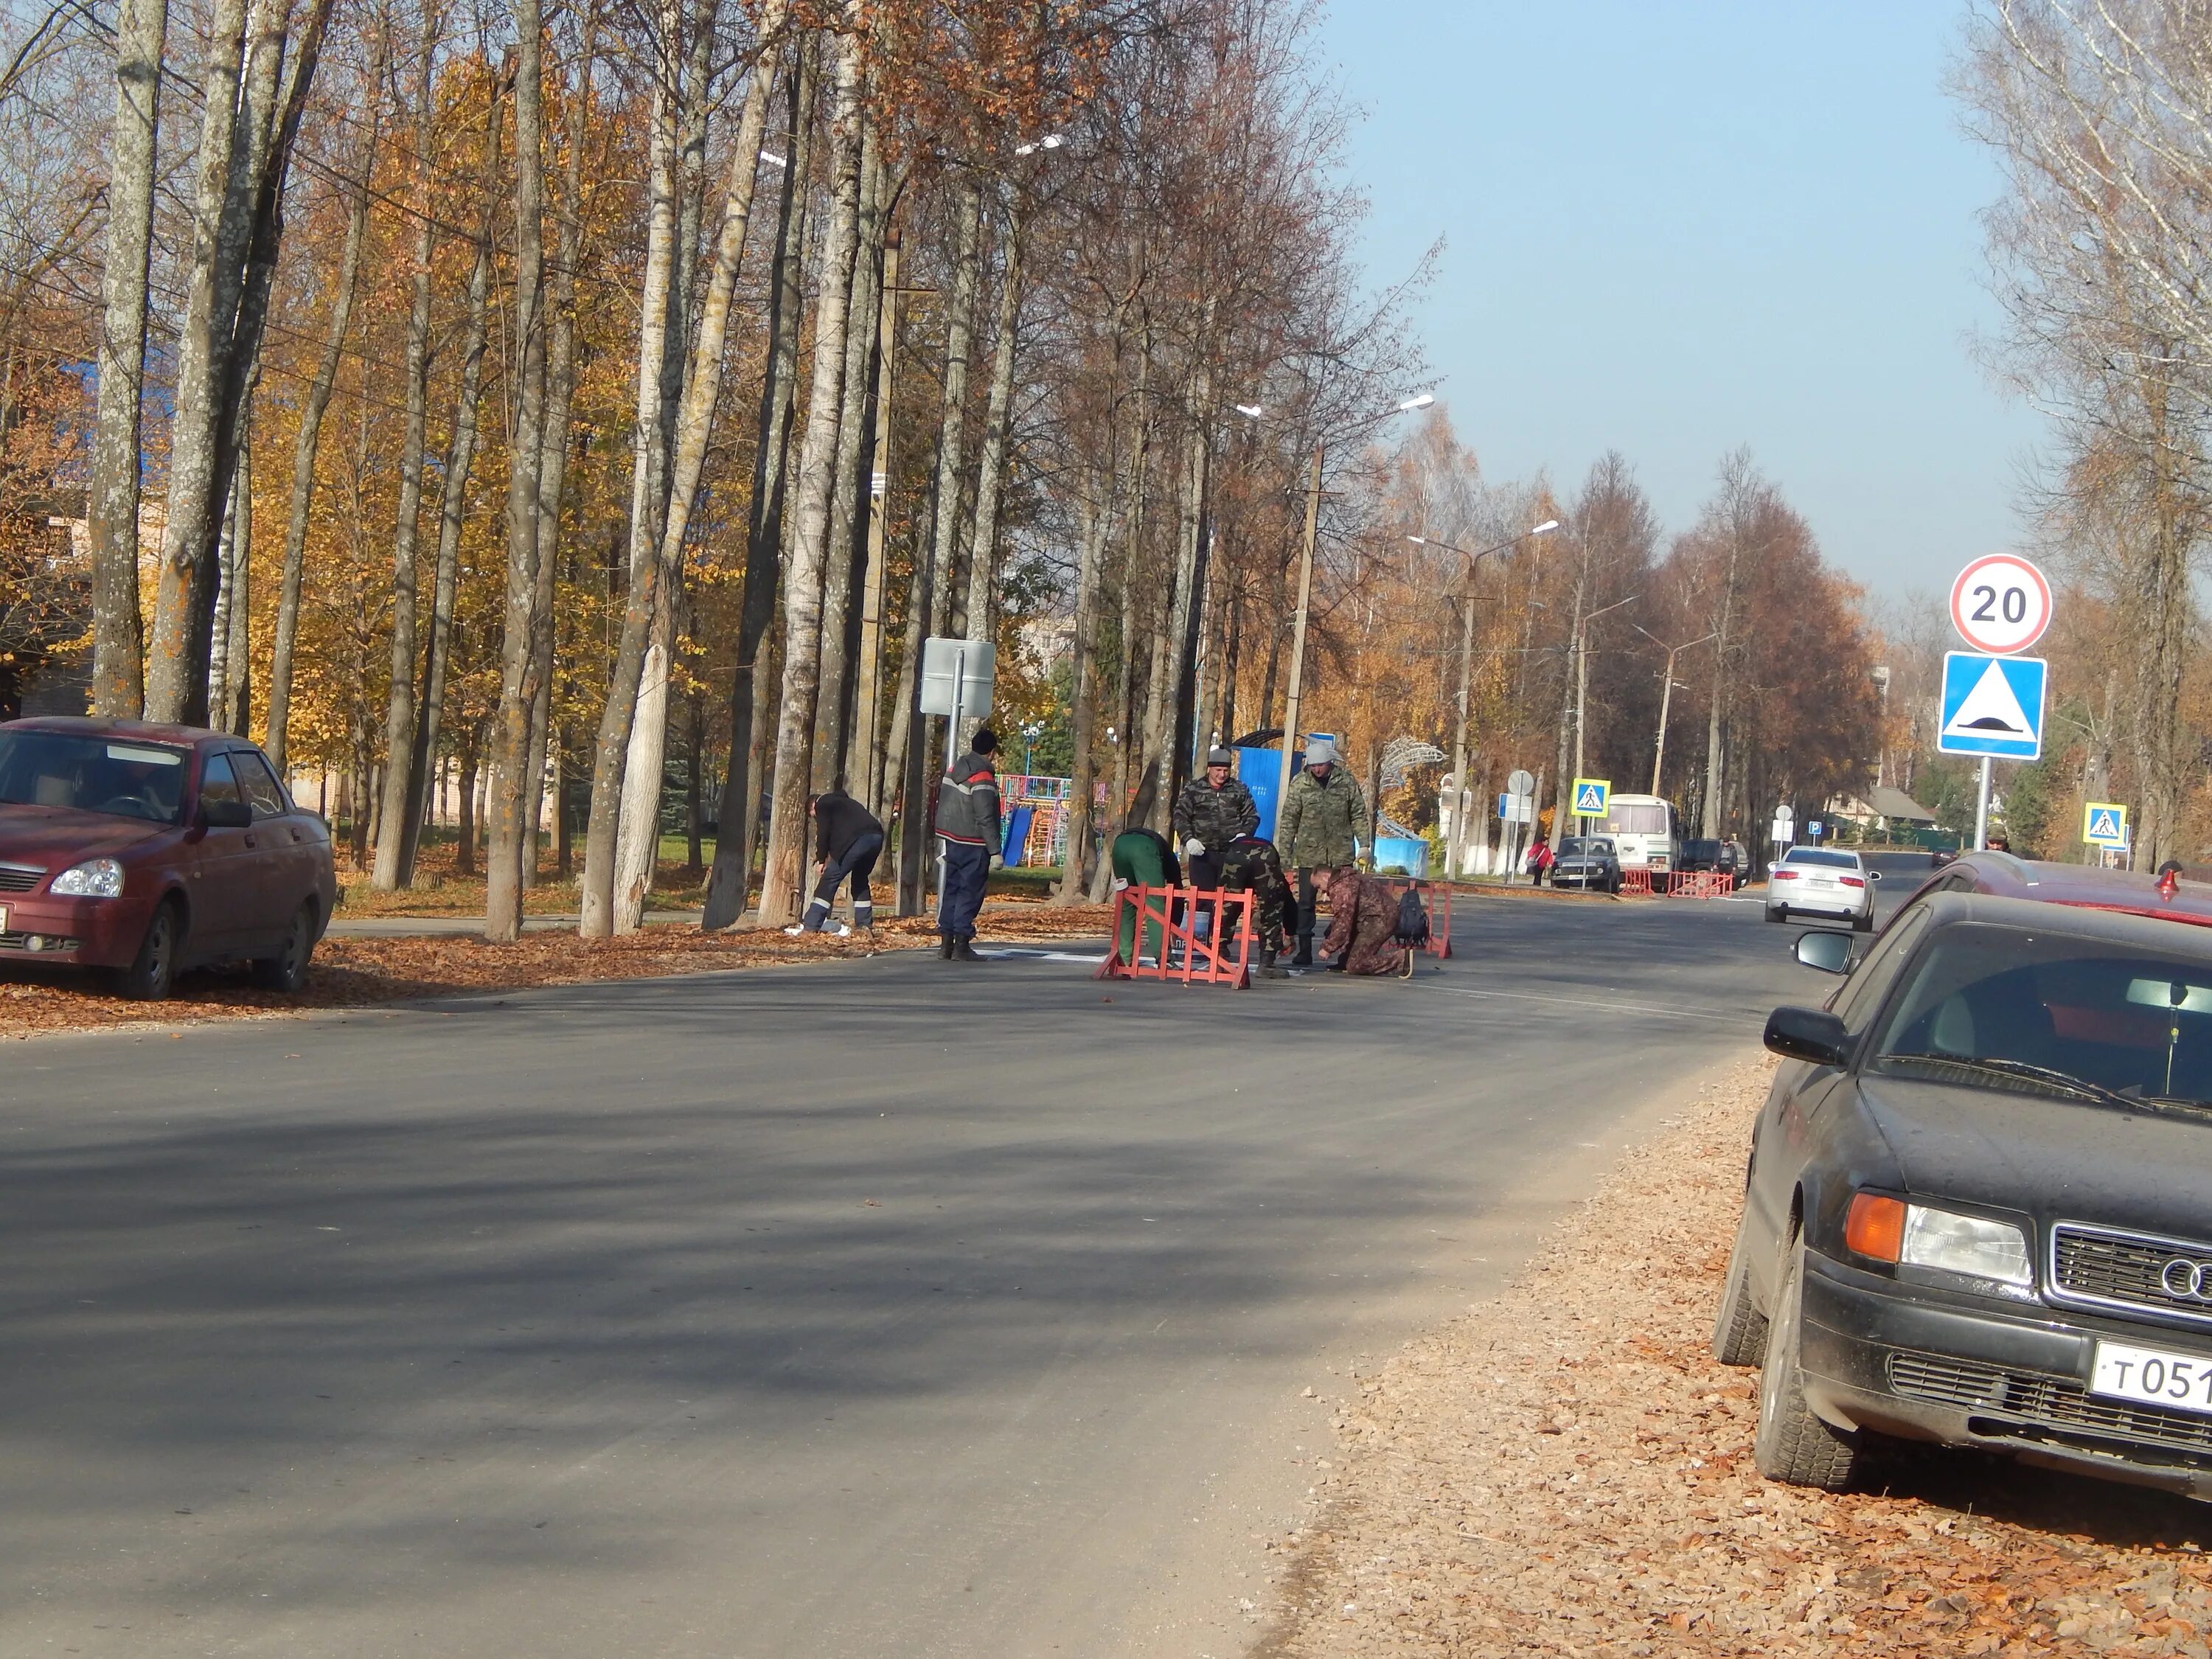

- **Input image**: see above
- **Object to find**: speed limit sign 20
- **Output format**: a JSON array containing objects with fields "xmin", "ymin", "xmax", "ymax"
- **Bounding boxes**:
[{"xmin": 1950, "ymin": 554, "xmax": 2052, "ymax": 655}]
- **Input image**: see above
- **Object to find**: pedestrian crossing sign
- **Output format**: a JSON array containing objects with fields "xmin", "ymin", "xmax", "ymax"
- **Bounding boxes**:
[
  {"xmin": 1571, "ymin": 778, "xmax": 1610, "ymax": 818},
  {"xmin": 2083, "ymin": 801, "xmax": 2129, "ymax": 848},
  {"xmin": 1938, "ymin": 651, "xmax": 2047, "ymax": 759}
]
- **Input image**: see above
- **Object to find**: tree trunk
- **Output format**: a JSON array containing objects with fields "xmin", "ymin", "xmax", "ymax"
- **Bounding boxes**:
[
  {"xmin": 701, "ymin": 34, "xmax": 809, "ymax": 931},
  {"xmin": 396, "ymin": 63, "xmax": 504, "ymax": 886},
  {"xmin": 889, "ymin": 174, "xmax": 983, "ymax": 914},
  {"xmin": 87, "ymin": 0, "xmax": 169, "ymax": 718},
  {"xmin": 145, "ymin": 0, "xmax": 334, "ymax": 721},
  {"xmin": 813, "ymin": 119, "xmax": 884, "ymax": 790},
  {"xmin": 371, "ymin": 41, "xmax": 441, "ymax": 890},
  {"xmin": 599, "ymin": 0, "xmax": 786, "ymax": 933},
  {"xmin": 956, "ymin": 192, "xmax": 1024, "ymax": 751},
  {"xmin": 484, "ymin": 0, "xmax": 550, "ymax": 943},
  {"xmin": 855, "ymin": 226, "xmax": 902, "ymax": 816},
  {"xmin": 520, "ymin": 6, "xmax": 598, "ymax": 892},
  {"xmin": 217, "ymin": 417, "xmax": 251, "ymax": 732},
  {"xmin": 1054, "ymin": 476, "xmax": 1107, "ymax": 902},
  {"xmin": 757, "ymin": 12, "xmax": 866, "ymax": 930},
  {"xmin": 265, "ymin": 69, "xmax": 374, "ymax": 776}
]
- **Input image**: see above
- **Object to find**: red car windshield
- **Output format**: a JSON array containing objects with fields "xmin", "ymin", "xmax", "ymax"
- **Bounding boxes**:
[{"xmin": 0, "ymin": 730, "xmax": 189, "ymax": 824}]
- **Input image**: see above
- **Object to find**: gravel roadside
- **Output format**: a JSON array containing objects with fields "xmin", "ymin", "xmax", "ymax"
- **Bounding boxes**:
[{"xmin": 1253, "ymin": 1054, "xmax": 2212, "ymax": 1659}]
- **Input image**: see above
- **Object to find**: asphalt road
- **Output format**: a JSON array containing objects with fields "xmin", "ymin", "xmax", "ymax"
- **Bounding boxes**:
[{"xmin": 0, "ymin": 866, "xmax": 1927, "ymax": 1658}]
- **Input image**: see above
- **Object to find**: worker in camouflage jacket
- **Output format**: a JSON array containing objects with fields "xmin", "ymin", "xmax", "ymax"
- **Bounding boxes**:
[
  {"xmin": 1170, "ymin": 747, "xmax": 1259, "ymax": 891},
  {"xmin": 1276, "ymin": 737, "xmax": 1367, "ymax": 967},
  {"xmin": 1217, "ymin": 834, "xmax": 1293, "ymax": 975}
]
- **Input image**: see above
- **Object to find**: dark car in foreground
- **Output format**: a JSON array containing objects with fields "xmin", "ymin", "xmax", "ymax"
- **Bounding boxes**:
[
  {"xmin": 0, "ymin": 717, "xmax": 335, "ymax": 998},
  {"xmin": 1550, "ymin": 835, "xmax": 1622, "ymax": 893},
  {"xmin": 1717, "ymin": 853, "xmax": 2212, "ymax": 1500}
]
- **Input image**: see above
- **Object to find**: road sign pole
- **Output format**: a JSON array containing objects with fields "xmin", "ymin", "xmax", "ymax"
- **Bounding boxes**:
[{"xmin": 1974, "ymin": 756, "xmax": 1992, "ymax": 852}]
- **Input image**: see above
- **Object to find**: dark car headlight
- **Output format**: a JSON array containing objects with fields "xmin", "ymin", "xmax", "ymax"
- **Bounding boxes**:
[{"xmin": 49, "ymin": 858, "xmax": 125, "ymax": 898}]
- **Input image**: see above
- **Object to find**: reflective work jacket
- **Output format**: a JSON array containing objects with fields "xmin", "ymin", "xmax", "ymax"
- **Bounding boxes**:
[{"xmin": 934, "ymin": 751, "xmax": 1002, "ymax": 852}]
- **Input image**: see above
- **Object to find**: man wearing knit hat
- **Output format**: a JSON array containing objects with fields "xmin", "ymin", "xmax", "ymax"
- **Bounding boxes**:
[
  {"xmin": 1276, "ymin": 737, "xmax": 1366, "ymax": 968},
  {"xmin": 1170, "ymin": 746, "xmax": 1259, "ymax": 895}
]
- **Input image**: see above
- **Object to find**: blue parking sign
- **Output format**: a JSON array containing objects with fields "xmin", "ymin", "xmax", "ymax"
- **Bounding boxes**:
[{"xmin": 1938, "ymin": 652, "xmax": 2046, "ymax": 760}]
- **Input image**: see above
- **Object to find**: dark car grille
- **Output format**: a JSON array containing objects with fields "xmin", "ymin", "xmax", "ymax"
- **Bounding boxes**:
[
  {"xmin": 0, "ymin": 863, "xmax": 42, "ymax": 892},
  {"xmin": 2052, "ymin": 1223, "xmax": 2212, "ymax": 1326},
  {"xmin": 1888, "ymin": 1350, "xmax": 2212, "ymax": 1462}
]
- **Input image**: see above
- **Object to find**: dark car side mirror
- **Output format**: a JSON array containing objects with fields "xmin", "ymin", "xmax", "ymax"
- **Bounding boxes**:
[
  {"xmin": 1795, "ymin": 931, "xmax": 1854, "ymax": 974},
  {"xmin": 1869, "ymin": 869, "xmax": 1883, "ymax": 882},
  {"xmin": 1765, "ymin": 1005, "xmax": 1850, "ymax": 1067},
  {"xmin": 201, "ymin": 797, "xmax": 251, "ymax": 830}
]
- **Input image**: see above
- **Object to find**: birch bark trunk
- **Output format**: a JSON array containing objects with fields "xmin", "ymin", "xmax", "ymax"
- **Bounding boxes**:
[
  {"xmin": 602, "ymin": 0, "xmax": 786, "ymax": 932},
  {"xmin": 146, "ymin": 0, "xmax": 333, "ymax": 721},
  {"xmin": 701, "ymin": 35, "xmax": 808, "ymax": 931},
  {"xmin": 87, "ymin": 0, "xmax": 168, "ymax": 717},
  {"xmin": 757, "ymin": 11, "xmax": 864, "ymax": 928},
  {"xmin": 811, "ymin": 119, "xmax": 883, "ymax": 790},
  {"xmin": 395, "ymin": 63, "xmax": 504, "ymax": 886},
  {"xmin": 267, "ymin": 45, "xmax": 379, "ymax": 775},
  {"xmin": 888, "ymin": 175, "xmax": 982, "ymax": 913},
  {"xmin": 954, "ymin": 193, "xmax": 1023, "ymax": 754}
]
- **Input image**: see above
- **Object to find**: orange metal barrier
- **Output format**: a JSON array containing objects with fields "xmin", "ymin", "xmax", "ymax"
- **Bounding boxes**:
[
  {"xmin": 1620, "ymin": 868, "xmax": 1655, "ymax": 897},
  {"xmin": 1096, "ymin": 883, "xmax": 1256, "ymax": 988},
  {"xmin": 1666, "ymin": 871, "xmax": 1733, "ymax": 899},
  {"xmin": 1382, "ymin": 877, "xmax": 1453, "ymax": 959}
]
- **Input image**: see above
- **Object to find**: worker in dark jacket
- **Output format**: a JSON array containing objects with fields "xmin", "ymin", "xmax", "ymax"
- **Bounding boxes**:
[
  {"xmin": 933, "ymin": 726, "xmax": 1002, "ymax": 961},
  {"xmin": 790, "ymin": 788, "xmax": 883, "ymax": 936},
  {"xmin": 1171, "ymin": 747, "xmax": 1260, "ymax": 891}
]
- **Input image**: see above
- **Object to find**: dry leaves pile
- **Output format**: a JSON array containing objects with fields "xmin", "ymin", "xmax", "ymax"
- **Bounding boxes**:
[
  {"xmin": 1262, "ymin": 1056, "xmax": 2212, "ymax": 1659},
  {"xmin": 0, "ymin": 902, "xmax": 1113, "ymax": 1039}
]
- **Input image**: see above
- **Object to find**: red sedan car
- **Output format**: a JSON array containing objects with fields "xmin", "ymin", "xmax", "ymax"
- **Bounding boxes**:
[{"xmin": 0, "ymin": 717, "xmax": 336, "ymax": 998}]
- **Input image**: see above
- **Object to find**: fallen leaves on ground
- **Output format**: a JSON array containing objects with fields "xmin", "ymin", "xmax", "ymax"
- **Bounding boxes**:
[
  {"xmin": 1259, "ymin": 1056, "xmax": 2212, "ymax": 1658},
  {"xmin": 0, "ymin": 902, "xmax": 1114, "ymax": 1039}
]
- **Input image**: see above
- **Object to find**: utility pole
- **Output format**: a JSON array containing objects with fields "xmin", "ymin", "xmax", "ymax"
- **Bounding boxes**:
[{"xmin": 1633, "ymin": 625, "xmax": 1716, "ymax": 799}]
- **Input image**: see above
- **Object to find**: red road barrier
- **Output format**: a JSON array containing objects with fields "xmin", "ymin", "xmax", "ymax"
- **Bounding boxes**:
[
  {"xmin": 1382, "ymin": 877, "xmax": 1453, "ymax": 959},
  {"xmin": 1096, "ymin": 883, "xmax": 1256, "ymax": 988},
  {"xmin": 1620, "ymin": 868, "xmax": 1655, "ymax": 897},
  {"xmin": 1666, "ymin": 871, "xmax": 1733, "ymax": 899}
]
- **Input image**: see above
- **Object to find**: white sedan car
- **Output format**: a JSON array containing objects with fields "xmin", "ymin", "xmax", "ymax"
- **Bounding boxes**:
[{"xmin": 1764, "ymin": 846, "xmax": 1880, "ymax": 931}]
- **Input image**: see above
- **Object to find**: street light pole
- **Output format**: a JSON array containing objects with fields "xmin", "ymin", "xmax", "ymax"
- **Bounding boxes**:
[
  {"xmin": 1568, "ymin": 591, "xmax": 1640, "ymax": 834},
  {"xmin": 1631, "ymin": 625, "xmax": 1716, "ymax": 798},
  {"xmin": 1408, "ymin": 521, "xmax": 1558, "ymax": 878},
  {"xmin": 1269, "ymin": 392, "xmax": 1433, "ymax": 827},
  {"xmin": 1275, "ymin": 442, "xmax": 1326, "ymax": 823}
]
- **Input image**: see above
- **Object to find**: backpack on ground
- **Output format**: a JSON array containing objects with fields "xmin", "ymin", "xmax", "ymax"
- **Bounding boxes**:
[{"xmin": 1391, "ymin": 887, "xmax": 1430, "ymax": 948}]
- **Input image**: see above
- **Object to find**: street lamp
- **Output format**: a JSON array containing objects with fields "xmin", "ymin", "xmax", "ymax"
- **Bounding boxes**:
[
  {"xmin": 1270, "ymin": 391, "xmax": 1437, "ymax": 827},
  {"xmin": 1408, "ymin": 521, "xmax": 1559, "ymax": 878},
  {"xmin": 1013, "ymin": 133, "xmax": 1066, "ymax": 156},
  {"xmin": 1564, "ymin": 591, "xmax": 1639, "ymax": 839},
  {"xmin": 1630, "ymin": 625, "xmax": 1717, "ymax": 796}
]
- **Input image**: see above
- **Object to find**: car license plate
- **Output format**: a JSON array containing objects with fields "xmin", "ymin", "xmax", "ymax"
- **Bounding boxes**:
[
  {"xmin": 0, "ymin": 903, "xmax": 8, "ymax": 932},
  {"xmin": 2090, "ymin": 1339, "xmax": 2212, "ymax": 1415}
]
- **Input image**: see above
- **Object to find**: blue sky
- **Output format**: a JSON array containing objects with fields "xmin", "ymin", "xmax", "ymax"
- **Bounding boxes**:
[{"xmin": 1316, "ymin": 1, "xmax": 2042, "ymax": 602}]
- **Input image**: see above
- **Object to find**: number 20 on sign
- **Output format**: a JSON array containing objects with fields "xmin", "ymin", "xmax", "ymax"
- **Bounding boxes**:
[{"xmin": 1950, "ymin": 554, "xmax": 2052, "ymax": 655}]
